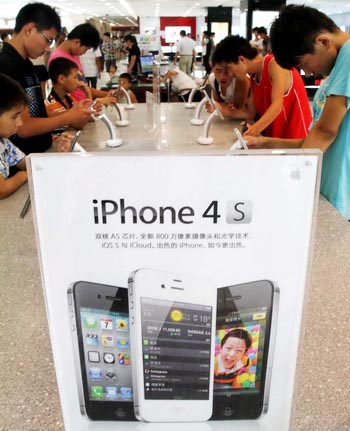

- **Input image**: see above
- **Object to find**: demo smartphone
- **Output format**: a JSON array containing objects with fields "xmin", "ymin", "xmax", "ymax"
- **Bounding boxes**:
[
  {"xmin": 128, "ymin": 269, "xmax": 216, "ymax": 422},
  {"xmin": 212, "ymin": 280, "xmax": 279, "ymax": 420},
  {"xmin": 233, "ymin": 127, "xmax": 248, "ymax": 150},
  {"xmin": 68, "ymin": 130, "xmax": 82, "ymax": 152},
  {"xmin": 67, "ymin": 281, "xmax": 136, "ymax": 421}
]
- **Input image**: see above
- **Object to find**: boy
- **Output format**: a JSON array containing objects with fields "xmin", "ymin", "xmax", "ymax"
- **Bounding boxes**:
[
  {"xmin": 115, "ymin": 73, "xmax": 138, "ymax": 104},
  {"xmin": 0, "ymin": 3, "xmax": 92, "ymax": 154},
  {"xmin": 49, "ymin": 23, "xmax": 116, "ymax": 106},
  {"xmin": 0, "ymin": 73, "xmax": 71, "ymax": 199},
  {"xmin": 246, "ymin": 5, "xmax": 350, "ymax": 220},
  {"xmin": 46, "ymin": 58, "xmax": 91, "ymax": 130}
]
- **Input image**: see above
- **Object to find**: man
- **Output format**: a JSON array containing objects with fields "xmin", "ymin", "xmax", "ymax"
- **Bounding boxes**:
[
  {"xmin": 246, "ymin": 5, "xmax": 350, "ymax": 220},
  {"xmin": 173, "ymin": 30, "xmax": 196, "ymax": 76},
  {"xmin": 0, "ymin": 3, "xmax": 91, "ymax": 154},
  {"xmin": 201, "ymin": 31, "xmax": 212, "ymax": 76},
  {"xmin": 257, "ymin": 27, "xmax": 271, "ymax": 56},
  {"xmin": 101, "ymin": 32, "xmax": 116, "ymax": 73},
  {"xmin": 124, "ymin": 34, "xmax": 141, "ymax": 79}
]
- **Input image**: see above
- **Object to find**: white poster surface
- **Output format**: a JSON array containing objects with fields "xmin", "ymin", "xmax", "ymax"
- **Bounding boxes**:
[{"xmin": 29, "ymin": 152, "xmax": 320, "ymax": 431}]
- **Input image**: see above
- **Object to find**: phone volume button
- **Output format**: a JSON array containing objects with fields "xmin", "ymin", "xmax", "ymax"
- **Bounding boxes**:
[
  {"xmin": 130, "ymin": 301, "xmax": 134, "ymax": 310},
  {"xmin": 131, "ymin": 317, "xmax": 135, "ymax": 325},
  {"xmin": 72, "ymin": 323, "xmax": 76, "ymax": 332}
]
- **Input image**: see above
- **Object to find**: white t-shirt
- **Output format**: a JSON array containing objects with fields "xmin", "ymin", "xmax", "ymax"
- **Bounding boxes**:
[
  {"xmin": 208, "ymin": 72, "xmax": 237, "ymax": 103},
  {"xmin": 176, "ymin": 37, "xmax": 196, "ymax": 56},
  {"xmin": 171, "ymin": 70, "xmax": 196, "ymax": 93},
  {"xmin": 80, "ymin": 47, "xmax": 102, "ymax": 77}
]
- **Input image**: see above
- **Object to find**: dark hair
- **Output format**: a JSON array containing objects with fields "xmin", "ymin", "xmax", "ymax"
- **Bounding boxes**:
[
  {"xmin": 221, "ymin": 328, "xmax": 252, "ymax": 352},
  {"xmin": 1, "ymin": 32, "xmax": 9, "ymax": 41},
  {"xmin": 257, "ymin": 26, "xmax": 267, "ymax": 35},
  {"xmin": 67, "ymin": 23, "xmax": 99, "ymax": 50},
  {"xmin": 119, "ymin": 73, "xmax": 132, "ymax": 83},
  {"xmin": 48, "ymin": 58, "xmax": 79, "ymax": 84},
  {"xmin": 252, "ymin": 27, "xmax": 259, "ymax": 32},
  {"xmin": 103, "ymin": 32, "xmax": 111, "ymax": 37},
  {"xmin": 14, "ymin": 2, "xmax": 61, "ymax": 33},
  {"xmin": 212, "ymin": 35, "xmax": 258, "ymax": 65},
  {"xmin": 270, "ymin": 5, "xmax": 339, "ymax": 69},
  {"xmin": 125, "ymin": 34, "xmax": 136, "ymax": 44},
  {"xmin": 0, "ymin": 73, "xmax": 27, "ymax": 114},
  {"xmin": 180, "ymin": 30, "xmax": 186, "ymax": 37}
]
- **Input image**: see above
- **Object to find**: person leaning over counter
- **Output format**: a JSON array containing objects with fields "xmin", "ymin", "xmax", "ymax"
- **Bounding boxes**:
[
  {"xmin": 206, "ymin": 44, "xmax": 250, "ymax": 114},
  {"xmin": 0, "ymin": 73, "xmax": 72, "ymax": 199},
  {"xmin": 0, "ymin": 3, "xmax": 92, "ymax": 155},
  {"xmin": 245, "ymin": 5, "xmax": 350, "ymax": 221},
  {"xmin": 212, "ymin": 35, "xmax": 312, "ymax": 139},
  {"xmin": 48, "ymin": 23, "xmax": 116, "ymax": 106}
]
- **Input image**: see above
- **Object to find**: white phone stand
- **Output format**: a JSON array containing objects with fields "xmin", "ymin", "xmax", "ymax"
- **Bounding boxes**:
[
  {"xmin": 112, "ymin": 103, "xmax": 129, "ymax": 127},
  {"xmin": 119, "ymin": 86, "xmax": 135, "ymax": 110},
  {"xmin": 185, "ymin": 87, "xmax": 200, "ymax": 109}
]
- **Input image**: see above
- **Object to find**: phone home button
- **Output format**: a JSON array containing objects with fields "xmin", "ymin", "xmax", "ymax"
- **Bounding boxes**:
[
  {"xmin": 223, "ymin": 406, "xmax": 234, "ymax": 417},
  {"xmin": 114, "ymin": 408, "xmax": 126, "ymax": 418}
]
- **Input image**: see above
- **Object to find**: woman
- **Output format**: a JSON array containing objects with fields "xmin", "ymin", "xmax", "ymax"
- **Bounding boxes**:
[{"xmin": 212, "ymin": 35, "xmax": 312, "ymax": 139}]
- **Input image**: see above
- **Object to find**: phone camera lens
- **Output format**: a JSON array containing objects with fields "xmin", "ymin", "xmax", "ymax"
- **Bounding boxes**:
[
  {"xmin": 161, "ymin": 284, "xmax": 165, "ymax": 289},
  {"xmin": 97, "ymin": 294, "xmax": 102, "ymax": 299}
]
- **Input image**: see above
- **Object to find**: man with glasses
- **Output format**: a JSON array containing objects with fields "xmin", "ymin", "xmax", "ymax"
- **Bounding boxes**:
[{"xmin": 0, "ymin": 3, "xmax": 92, "ymax": 154}]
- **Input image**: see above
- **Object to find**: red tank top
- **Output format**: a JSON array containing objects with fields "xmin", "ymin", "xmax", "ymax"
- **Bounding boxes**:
[{"xmin": 250, "ymin": 55, "xmax": 312, "ymax": 139}]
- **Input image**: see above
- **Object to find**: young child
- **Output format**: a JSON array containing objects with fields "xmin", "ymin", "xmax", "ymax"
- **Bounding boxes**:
[
  {"xmin": 0, "ymin": 72, "xmax": 73, "ymax": 199},
  {"xmin": 116, "ymin": 73, "xmax": 138, "ymax": 104},
  {"xmin": 108, "ymin": 64, "xmax": 118, "ymax": 83},
  {"xmin": 47, "ymin": 57, "xmax": 91, "ymax": 118},
  {"xmin": 0, "ymin": 73, "xmax": 28, "ymax": 198}
]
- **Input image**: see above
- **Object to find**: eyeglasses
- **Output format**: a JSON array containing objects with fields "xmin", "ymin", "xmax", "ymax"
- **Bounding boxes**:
[{"xmin": 37, "ymin": 30, "xmax": 55, "ymax": 46}]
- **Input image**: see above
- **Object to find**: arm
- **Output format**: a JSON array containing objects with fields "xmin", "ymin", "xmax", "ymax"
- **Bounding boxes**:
[
  {"xmin": 244, "ymin": 59, "xmax": 288, "ymax": 136},
  {"xmin": 17, "ymin": 103, "xmax": 92, "ymax": 137},
  {"xmin": 128, "ymin": 90, "xmax": 138, "ymax": 104},
  {"xmin": 174, "ymin": 50, "xmax": 180, "ymax": 65},
  {"xmin": 0, "ymin": 167, "xmax": 27, "ymax": 199},
  {"xmin": 192, "ymin": 49, "xmax": 196, "ymax": 67},
  {"xmin": 233, "ymin": 77, "xmax": 250, "ymax": 109},
  {"xmin": 245, "ymin": 94, "xmax": 347, "ymax": 150},
  {"xmin": 127, "ymin": 55, "xmax": 136, "ymax": 74}
]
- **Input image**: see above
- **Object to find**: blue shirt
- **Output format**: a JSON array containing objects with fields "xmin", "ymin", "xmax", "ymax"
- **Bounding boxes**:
[
  {"xmin": 313, "ymin": 39, "xmax": 350, "ymax": 219},
  {"xmin": 0, "ymin": 138, "xmax": 25, "ymax": 179}
]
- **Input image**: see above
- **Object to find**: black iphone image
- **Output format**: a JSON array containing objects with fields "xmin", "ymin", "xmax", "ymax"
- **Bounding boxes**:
[
  {"xmin": 67, "ymin": 281, "xmax": 136, "ymax": 421},
  {"xmin": 211, "ymin": 280, "xmax": 279, "ymax": 420}
]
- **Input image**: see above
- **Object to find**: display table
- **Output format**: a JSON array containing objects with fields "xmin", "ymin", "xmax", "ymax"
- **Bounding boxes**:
[
  {"xmin": 1, "ymin": 104, "xmax": 349, "ymax": 430},
  {"xmin": 78, "ymin": 102, "xmax": 239, "ymax": 152}
]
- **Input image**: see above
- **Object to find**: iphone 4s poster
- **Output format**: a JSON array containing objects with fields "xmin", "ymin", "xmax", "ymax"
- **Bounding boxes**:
[{"xmin": 28, "ymin": 151, "xmax": 321, "ymax": 431}]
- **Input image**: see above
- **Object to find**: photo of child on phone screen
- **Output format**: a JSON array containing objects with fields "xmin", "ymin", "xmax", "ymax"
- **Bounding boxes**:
[{"xmin": 214, "ymin": 326, "xmax": 260, "ymax": 390}]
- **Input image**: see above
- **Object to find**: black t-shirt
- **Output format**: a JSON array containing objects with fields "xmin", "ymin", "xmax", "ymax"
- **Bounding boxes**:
[
  {"xmin": 128, "ymin": 44, "xmax": 141, "ymax": 76},
  {"xmin": 0, "ymin": 43, "xmax": 52, "ymax": 154}
]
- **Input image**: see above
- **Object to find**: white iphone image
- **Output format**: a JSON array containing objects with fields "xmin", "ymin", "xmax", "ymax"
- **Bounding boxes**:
[{"xmin": 128, "ymin": 268, "xmax": 216, "ymax": 422}]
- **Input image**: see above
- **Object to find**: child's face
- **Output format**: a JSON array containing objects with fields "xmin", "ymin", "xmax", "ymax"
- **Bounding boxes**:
[
  {"xmin": 109, "ymin": 65, "xmax": 117, "ymax": 74},
  {"xmin": 220, "ymin": 337, "xmax": 246, "ymax": 369},
  {"xmin": 0, "ymin": 104, "xmax": 24, "ymax": 138},
  {"xmin": 61, "ymin": 69, "xmax": 80, "ymax": 93},
  {"xmin": 119, "ymin": 78, "xmax": 131, "ymax": 90}
]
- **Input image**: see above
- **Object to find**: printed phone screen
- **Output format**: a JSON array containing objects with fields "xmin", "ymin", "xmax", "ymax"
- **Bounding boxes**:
[
  {"xmin": 214, "ymin": 305, "xmax": 269, "ymax": 395},
  {"xmin": 141, "ymin": 298, "xmax": 213, "ymax": 400},
  {"xmin": 79, "ymin": 308, "xmax": 133, "ymax": 402}
]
